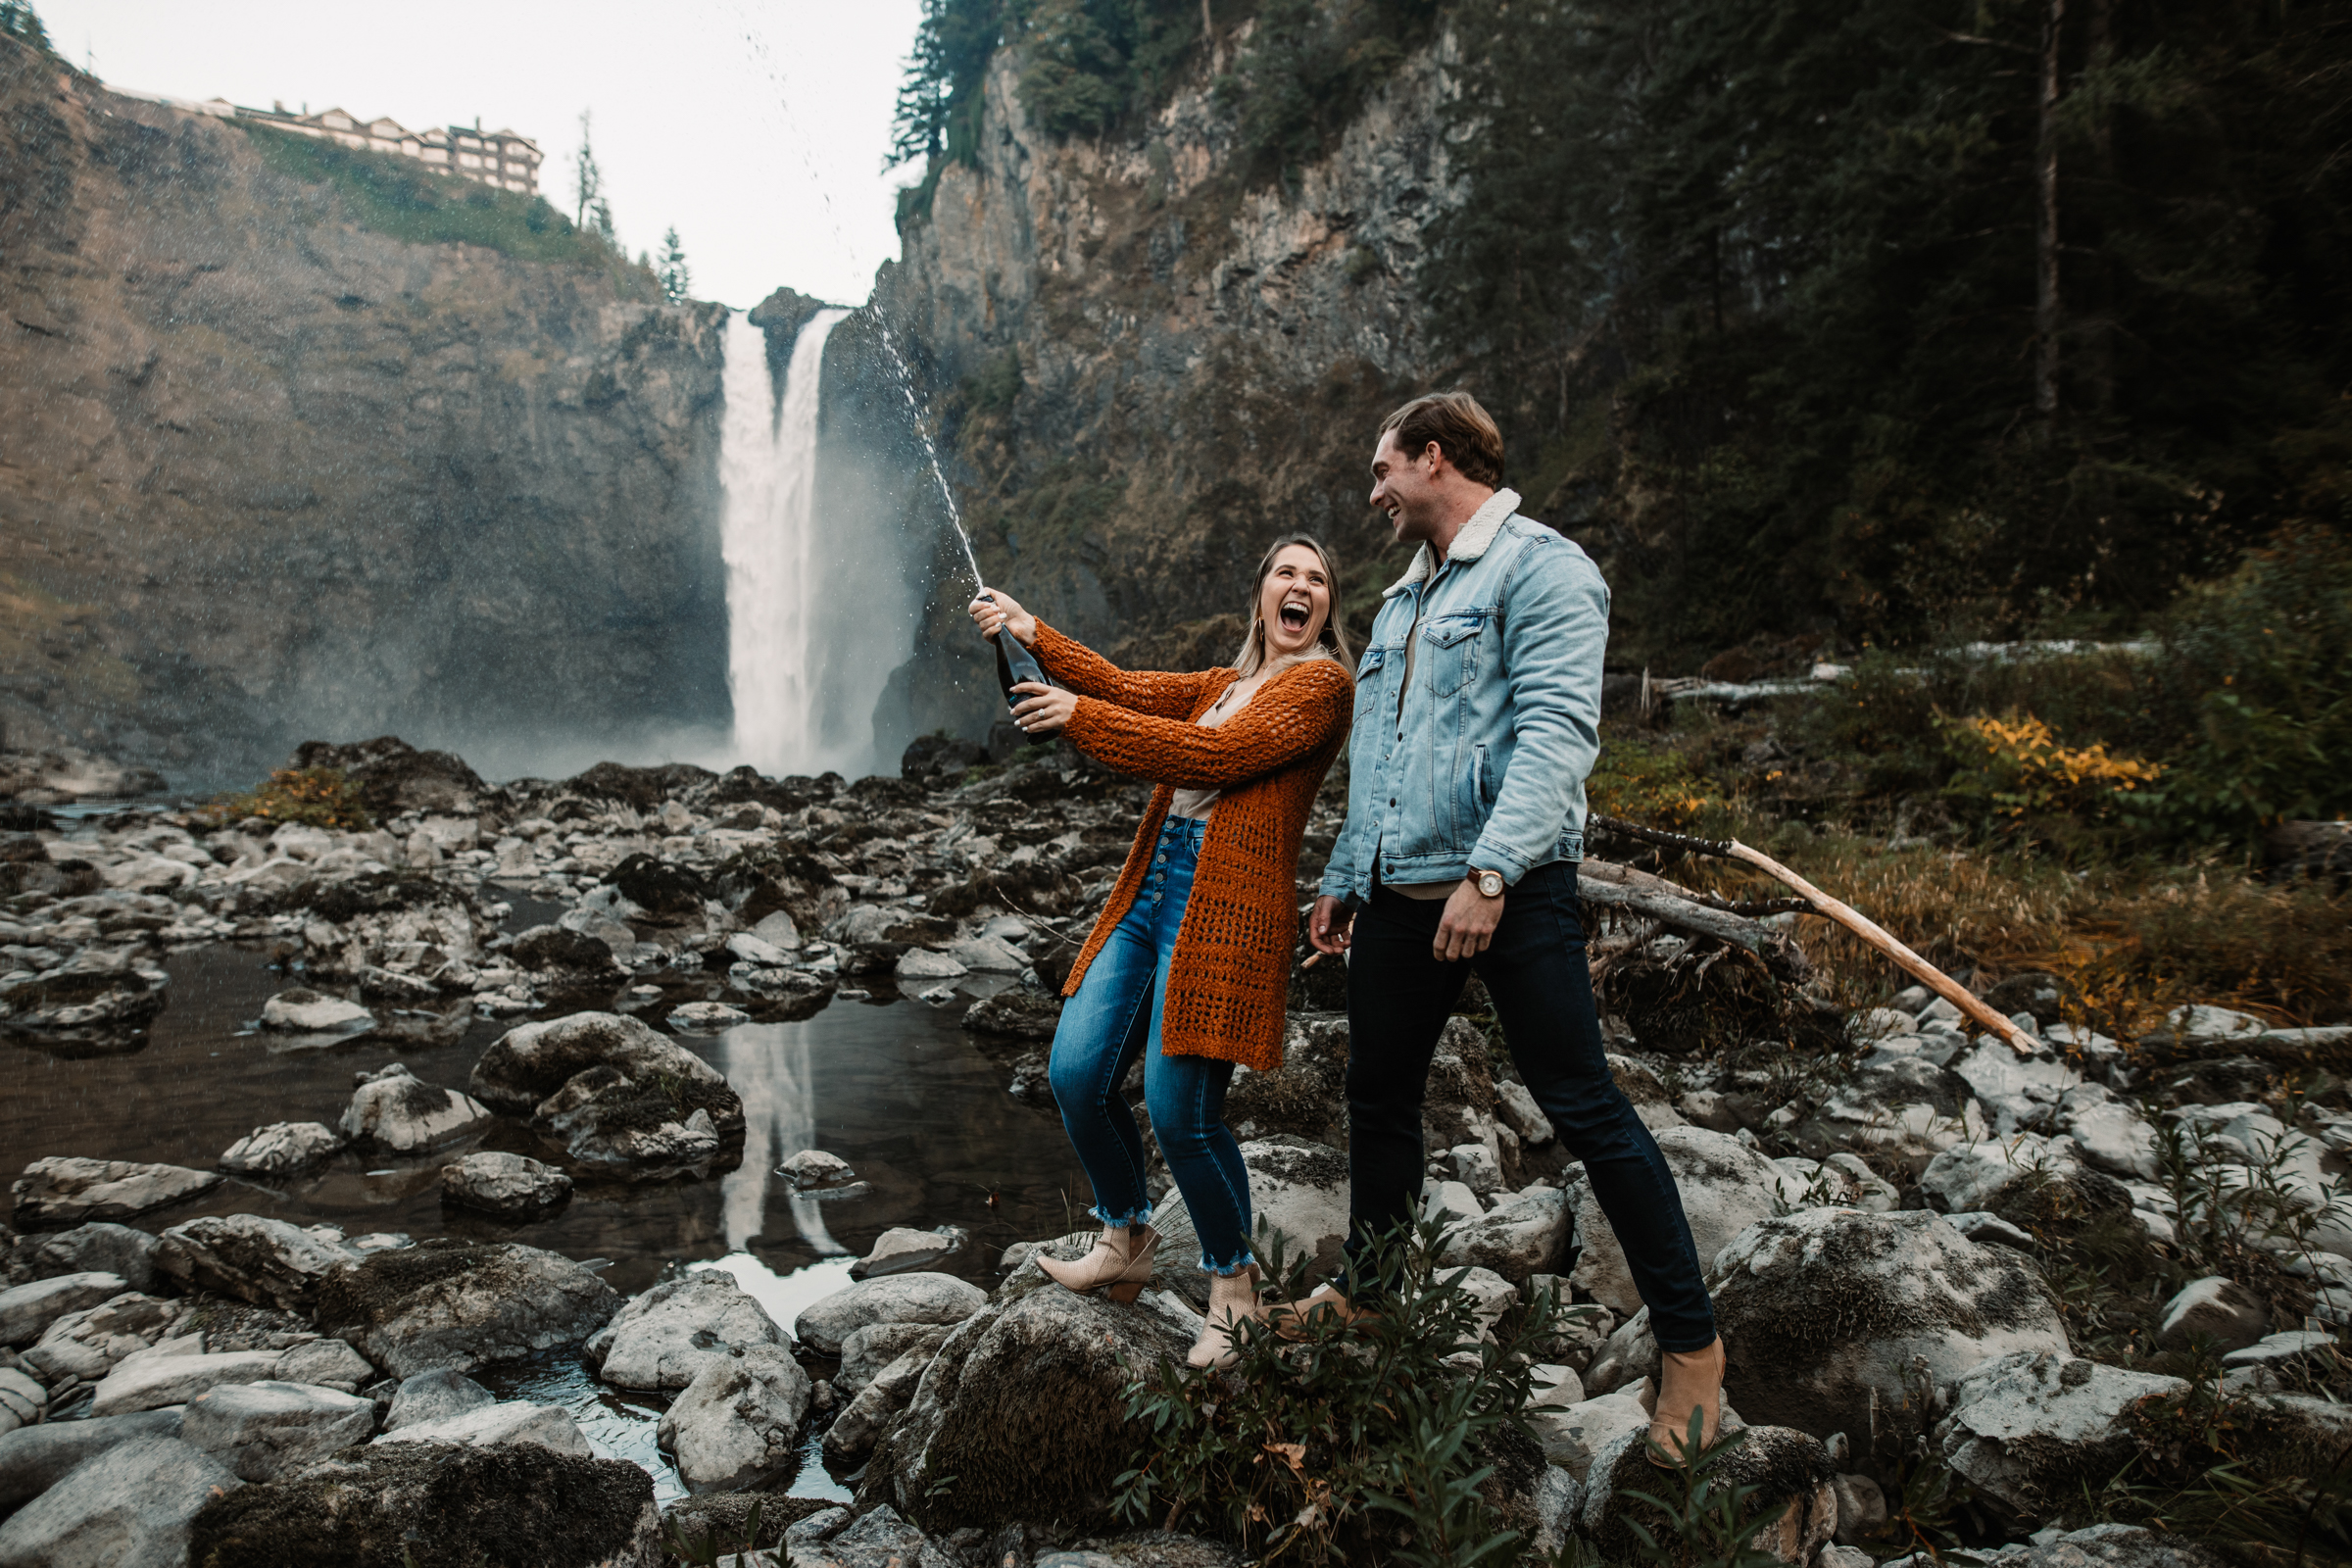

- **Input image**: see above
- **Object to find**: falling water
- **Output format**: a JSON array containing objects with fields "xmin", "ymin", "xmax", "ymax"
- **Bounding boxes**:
[{"xmin": 720, "ymin": 306, "xmax": 857, "ymax": 774}]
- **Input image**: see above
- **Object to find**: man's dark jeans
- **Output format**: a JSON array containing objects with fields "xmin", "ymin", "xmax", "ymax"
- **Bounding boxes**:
[{"xmin": 1342, "ymin": 859, "xmax": 1719, "ymax": 1351}]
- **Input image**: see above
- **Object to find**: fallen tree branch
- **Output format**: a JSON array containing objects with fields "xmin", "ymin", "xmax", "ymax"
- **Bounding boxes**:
[
  {"xmin": 1590, "ymin": 815, "xmax": 2037, "ymax": 1056},
  {"xmin": 1577, "ymin": 859, "xmax": 1809, "ymax": 982}
]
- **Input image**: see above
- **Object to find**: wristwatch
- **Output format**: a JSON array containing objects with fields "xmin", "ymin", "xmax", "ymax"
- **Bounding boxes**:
[{"xmin": 1472, "ymin": 869, "xmax": 1505, "ymax": 899}]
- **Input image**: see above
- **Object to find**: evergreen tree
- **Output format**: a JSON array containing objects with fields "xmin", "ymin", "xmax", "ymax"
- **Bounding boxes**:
[
  {"xmin": 571, "ymin": 109, "xmax": 604, "ymax": 233},
  {"xmin": 0, "ymin": 0, "xmax": 48, "ymax": 51},
  {"xmin": 1430, "ymin": 0, "xmax": 2352, "ymax": 659},
  {"xmin": 656, "ymin": 227, "xmax": 691, "ymax": 304}
]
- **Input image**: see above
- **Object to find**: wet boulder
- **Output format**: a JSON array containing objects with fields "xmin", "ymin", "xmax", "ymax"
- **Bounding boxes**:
[
  {"xmin": 658, "ymin": 1344, "xmax": 811, "ymax": 1493},
  {"xmin": 0, "ymin": 1407, "xmax": 184, "ymax": 1517},
  {"xmin": 2155, "ymin": 1277, "xmax": 2268, "ymax": 1352},
  {"xmin": 1579, "ymin": 1424, "xmax": 1838, "ymax": 1565},
  {"xmin": 850, "ymin": 1227, "xmax": 967, "ymax": 1280},
  {"xmin": 182, "ymin": 1380, "xmax": 377, "ymax": 1482},
  {"xmin": 1570, "ymin": 1127, "xmax": 1780, "ymax": 1317},
  {"xmin": 588, "ymin": 1272, "xmax": 787, "ymax": 1391},
  {"xmin": 439, "ymin": 1151, "xmax": 571, "ymax": 1218},
  {"xmin": 90, "ymin": 1350, "xmax": 285, "ymax": 1416},
  {"xmin": 469, "ymin": 1010, "xmax": 733, "ymax": 1116},
  {"xmin": 22, "ymin": 1292, "xmax": 193, "ymax": 1382},
  {"xmin": 1132, "ymin": 1136, "xmax": 1350, "ymax": 1296},
  {"xmin": 271, "ymin": 1338, "xmax": 375, "ymax": 1393},
  {"xmin": 381, "ymin": 1368, "xmax": 494, "ymax": 1432},
  {"xmin": 1440, "ymin": 1187, "xmax": 1572, "ymax": 1284},
  {"xmin": 508, "ymin": 924, "xmax": 626, "ymax": 980},
  {"xmin": 822, "ymin": 1345, "xmax": 938, "ymax": 1465},
  {"xmin": 528, "ymin": 1065, "xmax": 733, "ymax": 1171},
  {"xmin": 287, "ymin": 737, "xmax": 487, "ymax": 819},
  {"xmin": 154, "ymin": 1214, "xmax": 359, "ymax": 1312},
  {"xmin": 0, "ymin": 1271, "xmax": 125, "ymax": 1347},
  {"xmin": 185, "ymin": 1441, "xmax": 661, "ymax": 1568},
  {"xmin": 1224, "ymin": 1016, "xmax": 1350, "ymax": 1145},
  {"xmin": 960, "ymin": 989, "xmax": 1062, "ymax": 1042},
  {"xmin": 370, "ymin": 1400, "xmax": 589, "ymax": 1454},
  {"xmin": 1792, "ymin": 1054, "xmax": 1984, "ymax": 1171},
  {"xmin": 314, "ymin": 1240, "xmax": 621, "ymax": 1379},
  {"xmin": 10, "ymin": 1157, "xmax": 220, "ymax": 1230},
  {"xmin": 0, "ymin": 1435, "xmax": 238, "ymax": 1568},
  {"xmin": 838, "ymin": 1322, "xmax": 953, "ymax": 1397},
  {"xmin": 0, "ymin": 964, "xmax": 168, "ymax": 1053},
  {"xmin": 794, "ymin": 1273, "xmax": 988, "ymax": 1356},
  {"xmin": 258, "ymin": 988, "xmax": 375, "ymax": 1039},
  {"xmin": 218, "ymin": 1122, "xmax": 345, "ymax": 1177},
  {"xmin": 339, "ymin": 1064, "xmax": 494, "ymax": 1153},
  {"xmin": 18, "ymin": 1222, "xmax": 158, "ymax": 1291},
  {"xmin": 1711, "ymin": 1209, "xmax": 2072, "ymax": 1469},
  {"xmin": 877, "ymin": 1272, "xmax": 1196, "ymax": 1533},
  {"xmin": 1935, "ymin": 1350, "xmax": 2188, "ymax": 1526}
]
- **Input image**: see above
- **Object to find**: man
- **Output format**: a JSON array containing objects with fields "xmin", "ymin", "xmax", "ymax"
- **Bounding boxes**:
[{"xmin": 1299, "ymin": 391, "xmax": 1725, "ymax": 1463}]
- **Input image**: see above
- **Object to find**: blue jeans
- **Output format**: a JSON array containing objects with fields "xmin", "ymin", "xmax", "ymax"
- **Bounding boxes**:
[
  {"xmin": 1342, "ymin": 860, "xmax": 1718, "ymax": 1350},
  {"xmin": 1047, "ymin": 817, "xmax": 1254, "ymax": 1276}
]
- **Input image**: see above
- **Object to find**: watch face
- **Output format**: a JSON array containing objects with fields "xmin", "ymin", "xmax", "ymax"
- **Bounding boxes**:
[{"xmin": 1479, "ymin": 872, "xmax": 1503, "ymax": 897}]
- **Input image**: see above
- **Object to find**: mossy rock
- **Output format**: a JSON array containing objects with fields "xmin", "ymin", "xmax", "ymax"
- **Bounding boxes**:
[{"xmin": 188, "ymin": 1442, "xmax": 659, "ymax": 1567}]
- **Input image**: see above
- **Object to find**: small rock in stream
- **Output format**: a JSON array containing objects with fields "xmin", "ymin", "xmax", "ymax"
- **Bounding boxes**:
[
  {"xmin": 10, "ymin": 1157, "xmax": 221, "ymax": 1230},
  {"xmin": 439, "ymin": 1152, "xmax": 572, "ymax": 1218},
  {"xmin": 218, "ymin": 1121, "xmax": 346, "ymax": 1177}
]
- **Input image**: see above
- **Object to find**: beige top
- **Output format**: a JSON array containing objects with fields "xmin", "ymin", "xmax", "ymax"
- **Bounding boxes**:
[{"xmin": 1168, "ymin": 651, "xmax": 1324, "ymax": 821}]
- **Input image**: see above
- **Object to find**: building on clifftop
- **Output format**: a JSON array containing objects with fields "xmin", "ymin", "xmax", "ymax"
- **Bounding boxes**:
[{"xmin": 111, "ymin": 88, "xmax": 542, "ymax": 195}]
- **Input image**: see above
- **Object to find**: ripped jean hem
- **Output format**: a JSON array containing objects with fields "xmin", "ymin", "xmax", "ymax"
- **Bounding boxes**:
[
  {"xmin": 1200, "ymin": 1249, "xmax": 1257, "ymax": 1278},
  {"xmin": 1090, "ymin": 1203, "xmax": 1156, "ymax": 1231}
]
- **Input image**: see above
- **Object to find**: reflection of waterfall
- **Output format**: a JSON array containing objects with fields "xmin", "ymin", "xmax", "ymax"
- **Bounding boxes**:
[
  {"xmin": 718, "ymin": 306, "xmax": 865, "ymax": 776},
  {"xmin": 719, "ymin": 1024, "xmax": 845, "ymax": 1254}
]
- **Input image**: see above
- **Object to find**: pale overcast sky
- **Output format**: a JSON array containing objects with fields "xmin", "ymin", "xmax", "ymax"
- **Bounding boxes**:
[{"xmin": 37, "ymin": 0, "xmax": 923, "ymax": 309}]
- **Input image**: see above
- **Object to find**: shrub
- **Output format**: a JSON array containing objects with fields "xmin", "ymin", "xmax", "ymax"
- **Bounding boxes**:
[
  {"xmin": 198, "ymin": 767, "xmax": 372, "ymax": 832},
  {"xmin": 1113, "ymin": 1214, "xmax": 1563, "ymax": 1565},
  {"xmin": 1935, "ymin": 711, "xmax": 2163, "ymax": 831},
  {"xmin": 1589, "ymin": 734, "xmax": 1715, "ymax": 831}
]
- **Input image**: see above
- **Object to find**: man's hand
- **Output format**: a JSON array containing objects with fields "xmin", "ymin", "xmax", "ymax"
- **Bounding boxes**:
[
  {"xmin": 1309, "ymin": 895, "xmax": 1355, "ymax": 956},
  {"xmin": 1434, "ymin": 878, "xmax": 1504, "ymax": 962},
  {"xmin": 1009, "ymin": 680, "xmax": 1077, "ymax": 735}
]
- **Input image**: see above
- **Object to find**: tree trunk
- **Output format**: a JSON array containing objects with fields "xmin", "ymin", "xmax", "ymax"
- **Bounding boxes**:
[
  {"xmin": 2034, "ymin": 0, "xmax": 2066, "ymax": 423},
  {"xmin": 2084, "ymin": 0, "xmax": 2115, "ymax": 417}
]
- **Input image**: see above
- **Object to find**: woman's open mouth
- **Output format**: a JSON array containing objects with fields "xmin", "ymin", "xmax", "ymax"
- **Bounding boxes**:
[{"xmin": 1278, "ymin": 601, "xmax": 1311, "ymax": 632}]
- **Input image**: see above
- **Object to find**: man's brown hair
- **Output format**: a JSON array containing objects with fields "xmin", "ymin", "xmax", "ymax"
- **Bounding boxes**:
[{"xmin": 1379, "ymin": 391, "xmax": 1504, "ymax": 488}]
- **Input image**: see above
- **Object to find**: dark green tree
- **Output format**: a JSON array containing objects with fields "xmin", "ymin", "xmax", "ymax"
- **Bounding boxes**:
[
  {"xmin": 1429, "ymin": 0, "xmax": 2352, "ymax": 661},
  {"xmin": 656, "ymin": 226, "xmax": 691, "ymax": 304},
  {"xmin": 0, "ymin": 0, "xmax": 48, "ymax": 51}
]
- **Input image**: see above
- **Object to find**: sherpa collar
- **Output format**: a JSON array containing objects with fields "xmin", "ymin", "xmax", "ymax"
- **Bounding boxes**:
[{"xmin": 1383, "ymin": 487, "xmax": 1522, "ymax": 598}]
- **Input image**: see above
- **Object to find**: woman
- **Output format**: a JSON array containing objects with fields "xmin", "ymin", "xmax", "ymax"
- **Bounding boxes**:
[{"xmin": 967, "ymin": 536, "xmax": 1353, "ymax": 1369}]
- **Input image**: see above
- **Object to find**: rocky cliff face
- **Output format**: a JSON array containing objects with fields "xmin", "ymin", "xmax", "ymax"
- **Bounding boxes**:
[
  {"xmin": 0, "ymin": 38, "xmax": 728, "ymax": 786},
  {"xmin": 858, "ymin": 32, "xmax": 1463, "ymax": 739}
]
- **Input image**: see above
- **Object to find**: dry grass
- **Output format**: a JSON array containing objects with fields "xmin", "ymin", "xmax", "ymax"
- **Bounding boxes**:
[{"xmin": 1619, "ymin": 807, "xmax": 2352, "ymax": 1037}]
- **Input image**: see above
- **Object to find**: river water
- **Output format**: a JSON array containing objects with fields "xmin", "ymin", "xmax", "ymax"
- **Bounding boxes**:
[{"xmin": 0, "ymin": 941, "xmax": 1088, "ymax": 1502}]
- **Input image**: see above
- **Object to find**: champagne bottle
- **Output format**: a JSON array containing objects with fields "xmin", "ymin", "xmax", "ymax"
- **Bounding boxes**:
[{"xmin": 979, "ymin": 594, "xmax": 1057, "ymax": 748}]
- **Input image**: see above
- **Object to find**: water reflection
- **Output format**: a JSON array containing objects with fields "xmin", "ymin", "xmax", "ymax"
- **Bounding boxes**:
[{"xmin": 718, "ymin": 1024, "xmax": 845, "ymax": 1255}]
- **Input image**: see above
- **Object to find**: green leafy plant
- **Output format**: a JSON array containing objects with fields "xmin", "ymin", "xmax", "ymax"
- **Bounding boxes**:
[
  {"xmin": 1614, "ymin": 1416, "xmax": 1784, "ymax": 1568},
  {"xmin": 1112, "ymin": 1210, "xmax": 1559, "ymax": 1564},
  {"xmin": 662, "ymin": 1498, "xmax": 763, "ymax": 1567}
]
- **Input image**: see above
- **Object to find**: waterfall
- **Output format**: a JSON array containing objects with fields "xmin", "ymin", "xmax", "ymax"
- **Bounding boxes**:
[{"xmin": 719, "ymin": 306, "xmax": 858, "ymax": 775}]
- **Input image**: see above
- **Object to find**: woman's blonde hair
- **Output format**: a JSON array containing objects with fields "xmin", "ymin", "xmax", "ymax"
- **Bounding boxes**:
[{"xmin": 1230, "ymin": 534, "xmax": 1353, "ymax": 679}]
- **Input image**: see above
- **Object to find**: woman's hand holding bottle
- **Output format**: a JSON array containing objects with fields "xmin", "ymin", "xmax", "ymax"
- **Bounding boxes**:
[{"xmin": 967, "ymin": 588, "xmax": 1038, "ymax": 647}]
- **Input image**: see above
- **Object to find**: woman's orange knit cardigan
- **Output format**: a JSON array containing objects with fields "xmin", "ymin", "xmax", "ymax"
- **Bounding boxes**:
[{"xmin": 1030, "ymin": 620, "xmax": 1352, "ymax": 1074}]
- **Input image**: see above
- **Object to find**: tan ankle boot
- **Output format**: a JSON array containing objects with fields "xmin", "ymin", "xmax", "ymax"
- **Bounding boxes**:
[
  {"xmin": 1186, "ymin": 1264, "xmax": 1266, "ymax": 1369},
  {"xmin": 1037, "ymin": 1225, "xmax": 1159, "ymax": 1302},
  {"xmin": 1647, "ymin": 1337, "xmax": 1726, "ymax": 1466}
]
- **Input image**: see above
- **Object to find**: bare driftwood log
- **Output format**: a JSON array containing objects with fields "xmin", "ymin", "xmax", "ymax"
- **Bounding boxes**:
[
  {"xmin": 1577, "ymin": 859, "xmax": 1809, "ymax": 983},
  {"xmin": 1591, "ymin": 815, "xmax": 2037, "ymax": 1057}
]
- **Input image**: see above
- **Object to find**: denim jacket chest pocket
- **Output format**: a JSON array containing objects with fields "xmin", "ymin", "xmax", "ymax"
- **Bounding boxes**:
[{"xmin": 1419, "ymin": 613, "xmax": 1486, "ymax": 698}]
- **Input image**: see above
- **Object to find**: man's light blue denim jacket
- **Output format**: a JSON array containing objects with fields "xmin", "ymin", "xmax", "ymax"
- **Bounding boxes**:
[{"xmin": 1320, "ymin": 487, "xmax": 1609, "ymax": 905}]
